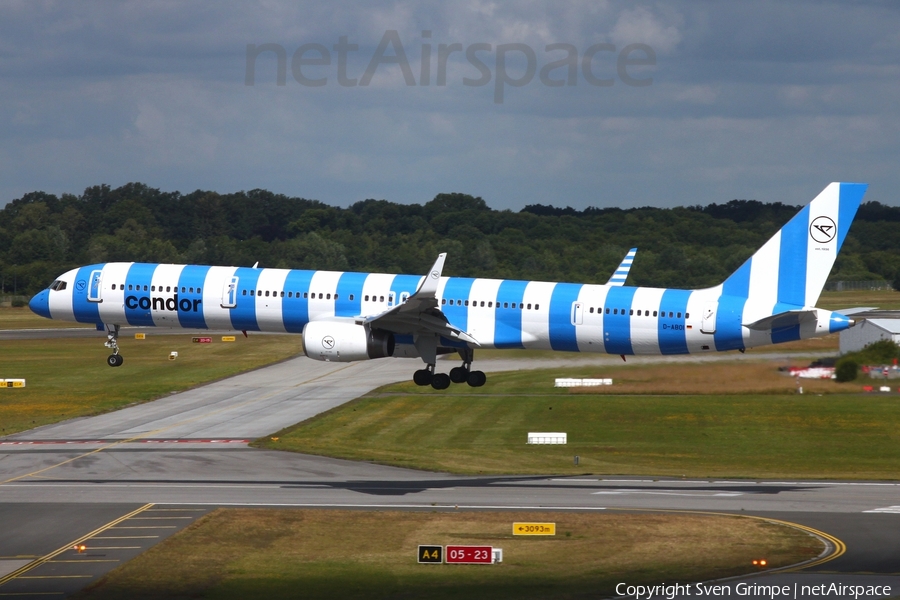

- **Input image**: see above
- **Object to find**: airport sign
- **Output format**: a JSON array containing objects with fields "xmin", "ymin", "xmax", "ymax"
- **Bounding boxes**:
[
  {"xmin": 445, "ymin": 545, "xmax": 493, "ymax": 564},
  {"xmin": 417, "ymin": 545, "xmax": 442, "ymax": 564},
  {"xmin": 513, "ymin": 522, "xmax": 556, "ymax": 535}
]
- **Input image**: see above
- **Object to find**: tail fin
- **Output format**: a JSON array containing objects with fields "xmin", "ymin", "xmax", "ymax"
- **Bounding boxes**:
[
  {"xmin": 720, "ymin": 182, "xmax": 868, "ymax": 307},
  {"xmin": 608, "ymin": 248, "xmax": 637, "ymax": 286}
]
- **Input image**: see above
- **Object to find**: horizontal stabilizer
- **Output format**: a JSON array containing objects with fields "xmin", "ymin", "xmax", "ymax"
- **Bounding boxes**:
[
  {"xmin": 834, "ymin": 308, "xmax": 900, "ymax": 320},
  {"xmin": 743, "ymin": 309, "xmax": 818, "ymax": 331}
]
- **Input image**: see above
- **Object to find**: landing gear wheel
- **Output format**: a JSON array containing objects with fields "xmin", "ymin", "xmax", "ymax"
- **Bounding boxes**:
[
  {"xmin": 413, "ymin": 369, "xmax": 433, "ymax": 386},
  {"xmin": 431, "ymin": 373, "xmax": 451, "ymax": 390},
  {"xmin": 107, "ymin": 354, "xmax": 124, "ymax": 367},
  {"xmin": 449, "ymin": 366, "xmax": 469, "ymax": 383},
  {"xmin": 466, "ymin": 370, "xmax": 486, "ymax": 387}
]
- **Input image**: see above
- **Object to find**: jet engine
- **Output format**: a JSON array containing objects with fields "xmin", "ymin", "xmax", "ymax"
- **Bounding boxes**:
[{"xmin": 301, "ymin": 321, "xmax": 395, "ymax": 362}]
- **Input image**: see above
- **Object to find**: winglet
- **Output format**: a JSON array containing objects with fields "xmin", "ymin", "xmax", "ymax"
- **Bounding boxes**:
[
  {"xmin": 416, "ymin": 253, "xmax": 446, "ymax": 297},
  {"xmin": 608, "ymin": 248, "xmax": 637, "ymax": 286}
]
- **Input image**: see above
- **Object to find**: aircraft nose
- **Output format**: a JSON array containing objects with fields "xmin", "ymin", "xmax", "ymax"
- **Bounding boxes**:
[{"xmin": 29, "ymin": 289, "xmax": 52, "ymax": 319}]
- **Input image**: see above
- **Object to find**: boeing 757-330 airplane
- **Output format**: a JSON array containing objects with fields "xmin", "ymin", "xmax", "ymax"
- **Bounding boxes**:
[{"xmin": 29, "ymin": 183, "xmax": 866, "ymax": 390}]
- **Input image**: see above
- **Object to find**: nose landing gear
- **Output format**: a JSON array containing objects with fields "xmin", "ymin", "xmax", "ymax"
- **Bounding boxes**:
[{"xmin": 104, "ymin": 324, "xmax": 124, "ymax": 367}]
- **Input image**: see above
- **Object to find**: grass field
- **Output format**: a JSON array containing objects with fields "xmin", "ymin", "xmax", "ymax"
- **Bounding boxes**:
[
  {"xmin": 76, "ymin": 509, "xmax": 822, "ymax": 600},
  {"xmin": 0, "ymin": 306, "xmax": 95, "ymax": 329},
  {"xmin": 257, "ymin": 362, "xmax": 900, "ymax": 479},
  {"xmin": 0, "ymin": 334, "xmax": 302, "ymax": 436}
]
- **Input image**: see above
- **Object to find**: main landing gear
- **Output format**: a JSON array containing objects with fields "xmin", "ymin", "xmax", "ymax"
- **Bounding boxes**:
[
  {"xmin": 104, "ymin": 324, "xmax": 124, "ymax": 367},
  {"xmin": 413, "ymin": 348, "xmax": 485, "ymax": 390}
]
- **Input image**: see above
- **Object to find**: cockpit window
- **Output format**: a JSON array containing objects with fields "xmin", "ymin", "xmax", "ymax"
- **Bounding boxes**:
[{"xmin": 50, "ymin": 280, "xmax": 67, "ymax": 291}]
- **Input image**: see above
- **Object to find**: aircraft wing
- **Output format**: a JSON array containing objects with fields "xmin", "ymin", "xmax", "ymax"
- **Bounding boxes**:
[
  {"xmin": 607, "ymin": 248, "xmax": 637, "ymax": 286},
  {"xmin": 360, "ymin": 253, "xmax": 480, "ymax": 345}
]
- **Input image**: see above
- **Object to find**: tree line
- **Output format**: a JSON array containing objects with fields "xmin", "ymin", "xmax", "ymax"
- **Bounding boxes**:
[{"xmin": 1, "ymin": 182, "xmax": 899, "ymax": 296}]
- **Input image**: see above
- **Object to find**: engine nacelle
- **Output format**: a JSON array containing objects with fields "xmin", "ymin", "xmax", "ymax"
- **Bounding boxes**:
[{"xmin": 301, "ymin": 321, "xmax": 395, "ymax": 362}]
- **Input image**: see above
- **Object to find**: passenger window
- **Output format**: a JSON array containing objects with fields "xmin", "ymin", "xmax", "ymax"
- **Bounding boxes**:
[
  {"xmin": 242, "ymin": 290, "xmax": 247, "ymax": 296},
  {"xmin": 669, "ymin": 311, "xmax": 674, "ymax": 318},
  {"xmin": 534, "ymin": 304, "xmax": 539, "ymax": 310},
  {"xmin": 251, "ymin": 290, "xmax": 255, "ymax": 296},
  {"xmin": 636, "ymin": 310, "xmax": 641, "ymax": 316},
  {"xmin": 630, "ymin": 309, "xmax": 634, "ymax": 316},
  {"xmin": 111, "ymin": 284, "xmax": 116, "ymax": 290},
  {"xmin": 303, "ymin": 292, "xmax": 308, "ymax": 298},
  {"xmin": 266, "ymin": 291, "xmax": 271, "ymax": 297},
  {"xmin": 614, "ymin": 309, "xmax": 618, "ymax": 315},
  {"xmin": 128, "ymin": 284, "xmax": 133, "ymax": 290},
  {"xmin": 349, "ymin": 294, "xmax": 354, "ymax": 301},
  {"xmin": 441, "ymin": 298, "xmax": 446, "ymax": 305},
  {"xmin": 488, "ymin": 301, "xmax": 493, "ymax": 308},
  {"xmin": 653, "ymin": 310, "xmax": 658, "ymax": 317},
  {"xmin": 166, "ymin": 286, "xmax": 171, "ymax": 292},
  {"xmin": 151, "ymin": 286, "xmax": 156, "ymax": 292},
  {"xmin": 280, "ymin": 291, "xmax": 284, "ymax": 297},
  {"xmin": 590, "ymin": 307, "xmax": 594, "ymax": 313},
  {"xmin": 605, "ymin": 308, "xmax": 610, "ymax": 314},
  {"xmin": 685, "ymin": 312, "xmax": 690, "ymax": 319},
  {"xmin": 143, "ymin": 285, "xmax": 148, "ymax": 291},
  {"xmin": 197, "ymin": 288, "xmax": 201, "ymax": 294},
  {"xmin": 677, "ymin": 312, "xmax": 682, "ymax": 318},
  {"xmin": 527, "ymin": 303, "xmax": 532, "ymax": 310},
  {"xmin": 189, "ymin": 287, "xmax": 194, "ymax": 293},
  {"xmin": 181, "ymin": 287, "xmax": 186, "ymax": 293},
  {"xmin": 320, "ymin": 293, "xmax": 324, "ymax": 299},
  {"xmin": 379, "ymin": 295, "xmax": 384, "ymax": 302},
  {"xmin": 503, "ymin": 302, "xmax": 509, "ymax": 309},
  {"xmin": 464, "ymin": 300, "xmax": 469, "ymax": 306}
]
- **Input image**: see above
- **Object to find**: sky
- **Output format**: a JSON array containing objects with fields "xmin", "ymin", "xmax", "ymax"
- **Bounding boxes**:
[{"xmin": 1, "ymin": 0, "xmax": 899, "ymax": 210}]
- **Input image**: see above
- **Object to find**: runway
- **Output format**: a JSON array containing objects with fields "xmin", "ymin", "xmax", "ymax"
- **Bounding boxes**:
[{"xmin": 1, "ymin": 347, "xmax": 898, "ymax": 598}]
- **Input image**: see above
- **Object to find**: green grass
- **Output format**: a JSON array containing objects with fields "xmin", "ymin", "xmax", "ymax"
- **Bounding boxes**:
[
  {"xmin": 76, "ymin": 509, "xmax": 821, "ymax": 600},
  {"xmin": 0, "ymin": 306, "xmax": 95, "ymax": 329},
  {"xmin": 0, "ymin": 334, "xmax": 302, "ymax": 436},
  {"xmin": 257, "ymin": 366, "xmax": 900, "ymax": 479}
]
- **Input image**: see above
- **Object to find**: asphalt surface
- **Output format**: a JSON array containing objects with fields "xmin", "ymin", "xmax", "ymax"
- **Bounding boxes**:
[{"xmin": 0, "ymin": 332, "xmax": 897, "ymax": 598}]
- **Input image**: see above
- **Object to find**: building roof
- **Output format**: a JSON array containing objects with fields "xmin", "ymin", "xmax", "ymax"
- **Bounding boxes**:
[{"xmin": 858, "ymin": 319, "xmax": 900, "ymax": 334}]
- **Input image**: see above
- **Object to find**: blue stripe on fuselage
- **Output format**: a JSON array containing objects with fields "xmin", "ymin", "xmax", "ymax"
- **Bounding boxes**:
[
  {"xmin": 335, "ymin": 272, "xmax": 367, "ymax": 317},
  {"xmin": 713, "ymin": 295, "xmax": 747, "ymax": 351},
  {"xmin": 72, "ymin": 264, "xmax": 105, "ymax": 324},
  {"xmin": 176, "ymin": 265, "xmax": 210, "ymax": 329},
  {"xmin": 390, "ymin": 274, "xmax": 422, "ymax": 304},
  {"xmin": 230, "ymin": 267, "xmax": 263, "ymax": 331},
  {"xmin": 123, "ymin": 263, "xmax": 157, "ymax": 326},
  {"xmin": 770, "ymin": 302, "xmax": 802, "ymax": 344},
  {"xmin": 494, "ymin": 279, "xmax": 528, "ymax": 349},
  {"xmin": 441, "ymin": 277, "xmax": 476, "ymax": 332},
  {"xmin": 715, "ymin": 258, "xmax": 751, "ymax": 352},
  {"xmin": 657, "ymin": 289, "xmax": 690, "ymax": 354},
  {"xmin": 283, "ymin": 270, "xmax": 315, "ymax": 332},
  {"xmin": 549, "ymin": 282, "xmax": 583, "ymax": 352},
  {"xmin": 603, "ymin": 286, "xmax": 636, "ymax": 355}
]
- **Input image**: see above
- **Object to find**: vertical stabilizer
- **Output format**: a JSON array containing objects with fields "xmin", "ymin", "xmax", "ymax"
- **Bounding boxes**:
[{"xmin": 721, "ymin": 182, "xmax": 867, "ymax": 308}]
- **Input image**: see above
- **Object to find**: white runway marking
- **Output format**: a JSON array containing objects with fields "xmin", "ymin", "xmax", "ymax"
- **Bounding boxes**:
[{"xmin": 863, "ymin": 506, "xmax": 900, "ymax": 513}]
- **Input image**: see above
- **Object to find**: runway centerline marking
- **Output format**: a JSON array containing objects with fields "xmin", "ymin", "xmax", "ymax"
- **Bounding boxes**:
[
  {"xmin": 0, "ymin": 363, "xmax": 360, "ymax": 486},
  {"xmin": 0, "ymin": 503, "xmax": 153, "ymax": 588}
]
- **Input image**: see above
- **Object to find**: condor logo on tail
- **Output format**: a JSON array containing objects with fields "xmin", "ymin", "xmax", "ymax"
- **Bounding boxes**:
[
  {"xmin": 810, "ymin": 216, "xmax": 836, "ymax": 243},
  {"xmin": 125, "ymin": 294, "xmax": 202, "ymax": 312}
]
